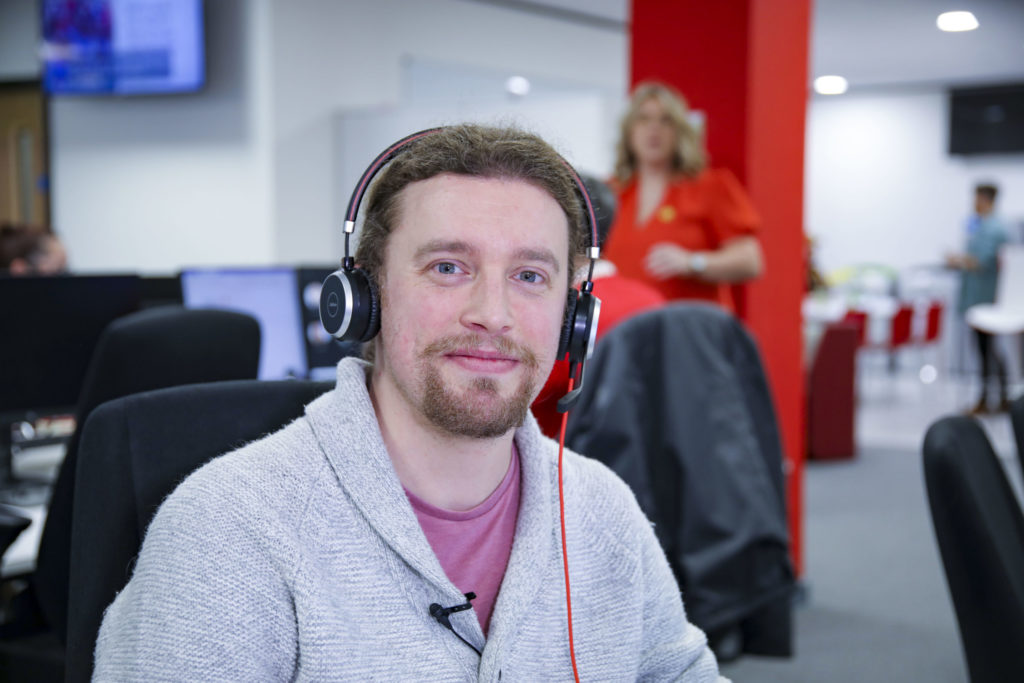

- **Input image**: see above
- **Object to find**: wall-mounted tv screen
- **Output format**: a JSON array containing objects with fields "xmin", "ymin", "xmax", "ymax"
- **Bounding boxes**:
[
  {"xmin": 42, "ymin": 0, "xmax": 205, "ymax": 96},
  {"xmin": 949, "ymin": 83, "xmax": 1024, "ymax": 155}
]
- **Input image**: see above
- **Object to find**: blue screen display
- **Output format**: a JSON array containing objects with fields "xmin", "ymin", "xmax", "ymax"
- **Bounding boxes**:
[
  {"xmin": 42, "ymin": 0, "xmax": 205, "ymax": 95},
  {"xmin": 181, "ymin": 268, "xmax": 309, "ymax": 381}
]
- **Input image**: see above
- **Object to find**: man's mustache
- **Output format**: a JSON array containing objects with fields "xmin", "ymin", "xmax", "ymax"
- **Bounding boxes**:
[{"xmin": 421, "ymin": 334, "xmax": 539, "ymax": 369}]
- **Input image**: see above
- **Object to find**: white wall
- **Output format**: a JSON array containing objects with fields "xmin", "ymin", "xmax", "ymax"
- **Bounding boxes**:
[
  {"xmin": 806, "ymin": 88, "xmax": 1024, "ymax": 277},
  {"xmin": 50, "ymin": 0, "xmax": 274, "ymax": 273},
  {"xmin": 269, "ymin": 0, "xmax": 627, "ymax": 266},
  {"xmin": 48, "ymin": 0, "xmax": 627, "ymax": 272},
  {"xmin": 333, "ymin": 90, "xmax": 621, "ymax": 260}
]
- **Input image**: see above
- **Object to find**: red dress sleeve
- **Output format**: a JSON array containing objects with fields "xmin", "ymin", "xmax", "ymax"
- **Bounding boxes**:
[{"xmin": 704, "ymin": 168, "xmax": 760, "ymax": 244}]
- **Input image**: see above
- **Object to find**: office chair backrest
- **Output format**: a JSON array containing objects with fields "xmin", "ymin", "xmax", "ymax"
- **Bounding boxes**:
[
  {"xmin": 34, "ymin": 306, "xmax": 261, "ymax": 645},
  {"xmin": 923, "ymin": 415, "xmax": 1024, "ymax": 683},
  {"xmin": 807, "ymin": 321, "xmax": 858, "ymax": 460},
  {"xmin": 64, "ymin": 378, "xmax": 332, "ymax": 683},
  {"xmin": 1011, "ymin": 395, "xmax": 1024, "ymax": 480},
  {"xmin": 924, "ymin": 300, "xmax": 943, "ymax": 343},
  {"xmin": 564, "ymin": 303, "xmax": 794, "ymax": 656}
]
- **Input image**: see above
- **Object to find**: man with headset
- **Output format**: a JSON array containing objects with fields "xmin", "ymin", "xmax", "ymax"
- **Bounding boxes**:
[{"xmin": 95, "ymin": 125, "xmax": 722, "ymax": 681}]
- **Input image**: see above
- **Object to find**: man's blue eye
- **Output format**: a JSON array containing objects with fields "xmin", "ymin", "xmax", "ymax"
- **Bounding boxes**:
[
  {"xmin": 519, "ymin": 271, "xmax": 540, "ymax": 283},
  {"xmin": 436, "ymin": 263, "xmax": 458, "ymax": 275}
]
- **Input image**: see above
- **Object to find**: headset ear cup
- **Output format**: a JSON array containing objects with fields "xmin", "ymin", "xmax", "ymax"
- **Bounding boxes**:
[
  {"xmin": 359, "ymin": 267, "xmax": 381, "ymax": 342},
  {"xmin": 557, "ymin": 290, "xmax": 579, "ymax": 360},
  {"xmin": 319, "ymin": 266, "xmax": 381, "ymax": 342}
]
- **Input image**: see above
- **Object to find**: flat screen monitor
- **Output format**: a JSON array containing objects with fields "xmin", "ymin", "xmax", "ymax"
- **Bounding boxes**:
[
  {"xmin": 181, "ymin": 268, "xmax": 307, "ymax": 381},
  {"xmin": 949, "ymin": 83, "xmax": 1024, "ymax": 155},
  {"xmin": 296, "ymin": 267, "xmax": 363, "ymax": 380},
  {"xmin": 140, "ymin": 274, "xmax": 182, "ymax": 308},
  {"xmin": 0, "ymin": 275, "xmax": 142, "ymax": 415},
  {"xmin": 41, "ymin": 0, "xmax": 205, "ymax": 96}
]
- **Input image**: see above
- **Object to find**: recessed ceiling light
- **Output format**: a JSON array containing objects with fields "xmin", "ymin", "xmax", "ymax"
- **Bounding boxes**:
[
  {"xmin": 937, "ymin": 11, "xmax": 979, "ymax": 32},
  {"xmin": 505, "ymin": 76, "xmax": 530, "ymax": 97},
  {"xmin": 814, "ymin": 75, "xmax": 848, "ymax": 95}
]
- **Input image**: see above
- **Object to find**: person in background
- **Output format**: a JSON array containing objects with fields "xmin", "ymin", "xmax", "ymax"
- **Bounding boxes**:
[
  {"xmin": 602, "ymin": 82, "xmax": 763, "ymax": 313},
  {"xmin": 946, "ymin": 183, "xmax": 1010, "ymax": 414},
  {"xmin": 0, "ymin": 222, "xmax": 68, "ymax": 275}
]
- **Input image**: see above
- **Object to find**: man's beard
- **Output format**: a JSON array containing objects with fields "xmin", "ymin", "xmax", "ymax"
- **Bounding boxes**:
[{"xmin": 414, "ymin": 334, "xmax": 540, "ymax": 439}]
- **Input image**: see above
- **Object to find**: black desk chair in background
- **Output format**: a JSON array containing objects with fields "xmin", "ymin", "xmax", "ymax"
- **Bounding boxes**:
[
  {"xmin": 0, "ymin": 306, "xmax": 260, "ymax": 681},
  {"xmin": 1010, "ymin": 395, "xmax": 1024, "ymax": 478},
  {"xmin": 564, "ymin": 303, "xmax": 795, "ymax": 661},
  {"xmin": 923, "ymin": 415, "xmax": 1024, "ymax": 683},
  {"xmin": 65, "ymin": 379, "xmax": 332, "ymax": 682}
]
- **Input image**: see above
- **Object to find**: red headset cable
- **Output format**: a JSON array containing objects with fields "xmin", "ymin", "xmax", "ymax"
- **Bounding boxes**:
[{"xmin": 557, "ymin": 375, "xmax": 581, "ymax": 683}]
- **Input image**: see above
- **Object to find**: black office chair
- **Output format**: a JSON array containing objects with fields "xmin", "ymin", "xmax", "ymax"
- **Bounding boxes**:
[
  {"xmin": 564, "ymin": 303, "xmax": 795, "ymax": 660},
  {"xmin": 923, "ymin": 415, "xmax": 1024, "ymax": 683},
  {"xmin": 64, "ymin": 379, "xmax": 332, "ymax": 682},
  {"xmin": 1010, "ymin": 395, "xmax": 1024, "ymax": 479},
  {"xmin": 0, "ymin": 306, "xmax": 260, "ymax": 681}
]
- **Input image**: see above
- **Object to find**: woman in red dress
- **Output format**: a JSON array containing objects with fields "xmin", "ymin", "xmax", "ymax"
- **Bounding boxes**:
[{"xmin": 602, "ymin": 82, "xmax": 763, "ymax": 313}]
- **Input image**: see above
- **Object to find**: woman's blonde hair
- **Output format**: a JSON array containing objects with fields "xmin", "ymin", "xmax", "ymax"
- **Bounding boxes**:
[{"xmin": 613, "ymin": 81, "xmax": 706, "ymax": 184}]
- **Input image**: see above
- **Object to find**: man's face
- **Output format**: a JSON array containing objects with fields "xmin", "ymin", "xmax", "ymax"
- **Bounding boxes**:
[
  {"xmin": 35, "ymin": 236, "xmax": 67, "ymax": 274},
  {"xmin": 974, "ymin": 193, "xmax": 994, "ymax": 216},
  {"xmin": 373, "ymin": 173, "xmax": 571, "ymax": 439}
]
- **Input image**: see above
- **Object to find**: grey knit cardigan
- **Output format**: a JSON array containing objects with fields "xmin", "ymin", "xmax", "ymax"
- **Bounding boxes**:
[{"xmin": 94, "ymin": 358, "xmax": 722, "ymax": 681}]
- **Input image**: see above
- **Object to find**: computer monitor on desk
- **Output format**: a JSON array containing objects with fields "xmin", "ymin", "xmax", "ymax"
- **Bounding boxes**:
[
  {"xmin": 140, "ymin": 274, "xmax": 183, "ymax": 309},
  {"xmin": 0, "ymin": 275, "xmax": 142, "ymax": 492},
  {"xmin": 181, "ymin": 268, "xmax": 308, "ymax": 380},
  {"xmin": 0, "ymin": 275, "xmax": 143, "ymax": 417}
]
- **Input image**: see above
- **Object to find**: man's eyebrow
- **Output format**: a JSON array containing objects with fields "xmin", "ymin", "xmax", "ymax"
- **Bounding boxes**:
[
  {"xmin": 413, "ymin": 239, "xmax": 478, "ymax": 260},
  {"xmin": 514, "ymin": 247, "xmax": 560, "ymax": 274}
]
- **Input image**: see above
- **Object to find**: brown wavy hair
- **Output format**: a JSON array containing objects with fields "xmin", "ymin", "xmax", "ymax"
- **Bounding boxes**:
[
  {"xmin": 356, "ymin": 124, "xmax": 588, "ymax": 292},
  {"xmin": 614, "ymin": 81, "xmax": 706, "ymax": 184}
]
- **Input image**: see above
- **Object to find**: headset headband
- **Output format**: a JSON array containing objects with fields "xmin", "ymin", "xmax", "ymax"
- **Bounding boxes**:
[{"xmin": 341, "ymin": 127, "xmax": 601, "ymax": 278}]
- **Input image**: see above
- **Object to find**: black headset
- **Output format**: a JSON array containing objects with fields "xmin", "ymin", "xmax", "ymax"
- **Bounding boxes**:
[{"xmin": 319, "ymin": 127, "xmax": 601, "ymax": 411}]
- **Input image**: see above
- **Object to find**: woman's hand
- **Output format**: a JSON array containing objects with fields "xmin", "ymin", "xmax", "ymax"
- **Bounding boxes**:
[
  {"xmin": 644, "ymin": 236, "xmax": 763, "ymax": 283},
  {"xmin": 645, "ymin": 242, "xmax": 693, "ymax": 279}
]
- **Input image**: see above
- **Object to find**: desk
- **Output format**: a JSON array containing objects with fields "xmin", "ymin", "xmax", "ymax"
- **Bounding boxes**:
[
  {"xmin": 2, "ymin": 503, "xmax": 46, "ymax": 577},
  {"xmin": 0, "ymin": 443, "xmax": 64, "ymax": 578}
]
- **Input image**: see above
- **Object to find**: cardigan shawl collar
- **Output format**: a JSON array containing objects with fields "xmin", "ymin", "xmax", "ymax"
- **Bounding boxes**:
[{"xmin": 303, "ymin": 357, "xmax": 557, "ymax": 660}]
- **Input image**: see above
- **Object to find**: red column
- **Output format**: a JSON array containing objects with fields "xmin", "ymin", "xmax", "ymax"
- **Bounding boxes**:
[{"xmin": 631, "ymin": 0, "xmax": 811, "ymax": 574}]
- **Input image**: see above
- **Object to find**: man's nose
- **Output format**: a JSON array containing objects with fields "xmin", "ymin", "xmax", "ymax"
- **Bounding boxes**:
[{"xmin": 460, "ymin": 271, "xmax": 514, "ymax": 335}]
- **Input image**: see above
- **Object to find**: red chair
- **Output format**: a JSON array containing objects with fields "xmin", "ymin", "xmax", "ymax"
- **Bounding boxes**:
[
  {"xmin": 808, "ymin": 321, "xmax": 859, "ymax": 460},
  {"xmin": 842, "ymin": 310, "xmax": 868, "ymax": 347},
  {"xmin": 845, "ymin": 304, "xmax": 914, "ymax": 391},
  {"xmin": 888, "ymin": 304, "xmax": 914, "ymax": 350},
  {"xmin": 924, "ymin": 300, "xmax": 944, "ymax": 343}
]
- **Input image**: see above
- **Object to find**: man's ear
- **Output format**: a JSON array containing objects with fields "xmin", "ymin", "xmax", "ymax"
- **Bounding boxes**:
[
  {"xmin": 571, "ymin": 263, "xmax": 588, "ymax": 290},
  {"xmin": 9, "ymin": 258, "xmax": 29, "ymax": 275}
]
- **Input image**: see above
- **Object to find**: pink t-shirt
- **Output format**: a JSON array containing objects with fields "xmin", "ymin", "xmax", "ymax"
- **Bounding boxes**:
[{"xmin": 405, "ymin": 446, "xmax": 521, "ymax": 636}]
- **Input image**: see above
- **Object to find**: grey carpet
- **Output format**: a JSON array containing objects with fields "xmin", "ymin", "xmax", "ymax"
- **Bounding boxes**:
[{"xmin": 720, "ymin": 445, "xmax": 970, "ymax": 682}]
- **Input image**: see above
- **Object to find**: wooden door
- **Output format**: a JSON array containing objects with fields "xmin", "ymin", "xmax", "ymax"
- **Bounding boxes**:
[{"xmin": 0, "ymin": 82, "xmax": 50, "ymax": 227}]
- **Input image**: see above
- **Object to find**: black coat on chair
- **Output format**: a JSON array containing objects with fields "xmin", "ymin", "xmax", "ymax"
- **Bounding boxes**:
[{"xmin": 564, "ymin": 303, "xmax": 794, "ymax": 658}]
